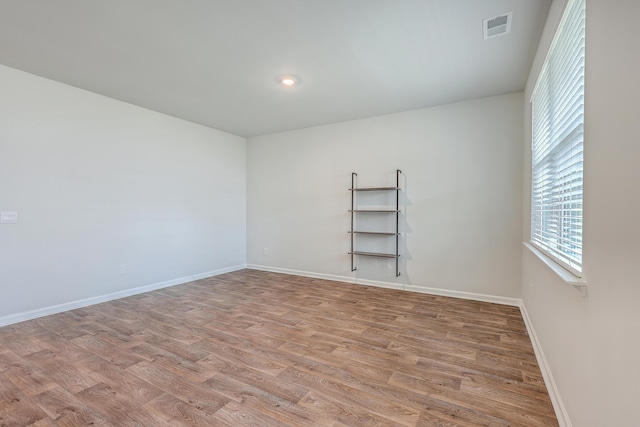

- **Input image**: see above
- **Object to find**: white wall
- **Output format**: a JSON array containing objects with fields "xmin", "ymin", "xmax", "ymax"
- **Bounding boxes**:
[
  {"xmin": 247, "ymin": 93, "xmax": 524, "ymax": 299},
  {"xmin": 0, "ymin": 65, "xmax": 246, "ymax": 322},
  {"xmin": 521, "ymin": 1, "xmax": 640, "ymax": 426}
]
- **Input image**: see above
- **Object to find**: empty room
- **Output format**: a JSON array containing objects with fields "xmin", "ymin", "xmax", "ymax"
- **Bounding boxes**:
[{"xmin": 1, "ymin": 0, "xmax": 638, "ymax": 426}]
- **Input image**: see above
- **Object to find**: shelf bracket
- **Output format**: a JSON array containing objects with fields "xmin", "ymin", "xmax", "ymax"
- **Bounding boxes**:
[{"xmin": 571, "ymin": 283, "xmax": 588, "ymax": 298}]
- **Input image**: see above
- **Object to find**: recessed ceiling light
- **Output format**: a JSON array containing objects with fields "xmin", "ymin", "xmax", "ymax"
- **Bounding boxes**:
[{"xmin": 280, "ymin": 76, "xmax": 297, "ymax": 87}]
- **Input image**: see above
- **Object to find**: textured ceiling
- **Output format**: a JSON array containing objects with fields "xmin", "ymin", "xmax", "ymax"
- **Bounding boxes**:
[{"xmin": 0, "ymin": 0, "xmax": 551, "ymax": 137}]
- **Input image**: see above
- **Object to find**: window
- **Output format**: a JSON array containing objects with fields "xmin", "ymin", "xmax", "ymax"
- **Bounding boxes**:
[{"xmin": 531, "ymin": 0, "xmax": 585, "ymax": 276}]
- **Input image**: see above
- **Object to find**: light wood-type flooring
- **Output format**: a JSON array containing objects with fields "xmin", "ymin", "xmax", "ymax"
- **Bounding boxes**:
[{"xmin": 0, "ymin": 269, "xmax": 558, "ymax": 426}]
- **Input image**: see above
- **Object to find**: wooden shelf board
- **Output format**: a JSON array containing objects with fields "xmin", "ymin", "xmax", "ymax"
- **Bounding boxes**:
[
  {"xmin": 348, "ymin": 231, "xmax": 399, "ymax": 235},
  {"xmin": 349, "ymin": 251, "xmax": 400, "ymax": 259},
  {"xmin": 348, "ymin": 187, "xmax": 399, "ymax": 192},
  {"xmin": 348, "ymin": 210, "xmax": 400, "ymax": 213}
]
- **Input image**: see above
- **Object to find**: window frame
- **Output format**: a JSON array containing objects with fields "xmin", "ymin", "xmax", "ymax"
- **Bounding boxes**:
[{"xmin": 530, "ymin": 0, "xmax": 585, "ymax": 277}]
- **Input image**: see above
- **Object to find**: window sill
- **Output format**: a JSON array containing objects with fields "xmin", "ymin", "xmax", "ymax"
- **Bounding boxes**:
[{"xmin": 523, "ymin": 242, "xmax": 588, "ymax": 298}]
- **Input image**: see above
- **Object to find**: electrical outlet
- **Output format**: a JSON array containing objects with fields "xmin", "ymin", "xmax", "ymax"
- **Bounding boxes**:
[
  {"xmin": 120, "ymin": 264, "xmax": 127, "ymax": 274},
  {"xmin": 0, "ymin": 211, "xmax": 18, "ymax": 224},
  {"xmin": 263, "ymin": 248, "xmax": 268, "ymax": 256}
]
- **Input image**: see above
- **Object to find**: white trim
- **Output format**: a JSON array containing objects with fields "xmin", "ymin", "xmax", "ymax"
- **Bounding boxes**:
[
  {"xmin": 0, "ymin": 264, "xmax": 246, "ymax": 327},
  {"xmin": 247, "ymin": 264, "xmax": 356, "ymax": 286},
  {"xmin": 246, "ymin": 264, "xmax": 521, "ymax": 307},
  {"xmin": 401, "ymin": 283, "xmax": 520, "ymax": 307},
  {"xmin": 520, "ymin": 302, "xmax": 572, "ymax": 427},
  {"xmin": 527, "ymin": 0, "xmax": 571, "ymax": 98},
  {"xmin": 523, "ymin": 242, "xmax": 587, "ymax": 297}
]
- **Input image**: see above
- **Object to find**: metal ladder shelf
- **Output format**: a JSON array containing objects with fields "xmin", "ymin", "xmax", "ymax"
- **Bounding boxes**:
[{"xmin": 349, "ymin": 169, "xmax": 401, "ymax": 277}]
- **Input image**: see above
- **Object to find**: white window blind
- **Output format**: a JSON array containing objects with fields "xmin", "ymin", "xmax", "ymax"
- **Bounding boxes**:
[{"xmin": 531, "ymin": 0, "xmax": 585, "ymax": 276}]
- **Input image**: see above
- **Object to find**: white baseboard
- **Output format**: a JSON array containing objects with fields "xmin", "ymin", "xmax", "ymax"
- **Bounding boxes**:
[
  {"xmin": 246, "ymin": 264, "xmax": 521, "ymax": 307},
  {"xmin": 0, "ymin": 264, "xmax": 246, "ymax": 327},
  {"xmin": 519, "ymin": 302, "xmax": 572, "ymax": 427},
  {"xmin": 246, "ymin": 264, "xmax": 357, "ymax": 286}
]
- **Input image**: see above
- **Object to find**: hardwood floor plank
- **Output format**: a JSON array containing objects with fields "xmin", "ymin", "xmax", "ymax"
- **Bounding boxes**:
[
  {"xmin": 391, "ymin": 372, "xmax": 557, "ymax": 426},
  {"xmin": 193, "ymin": 337, "xmax": 289, "ymax": 377},
  {"xmin": 278, "ymin": 367, "xmax": 421, "ymax": 427},
  {"xmin": 416, "ymin": 408, "xmax": 510, "ymax": 427},
  {"xmin": 130, "ymin": 343, "xmax": 216, "ymax": 384},
  {"xmin": 74, "ymin": 382, "xmax": 168, "ymax": 426},
  {"xmin": 298, "ymin": 320, "xmax": 393, "ymax": 348},
  {"xmin": 386, "ymin": 339, "xmax": 478, "ymax": 361},
  {"xmin": 30, "ymin": 418, "xmax": 60, "ymax": 427},
  {"xmin": 143, "ymin": 392, "xmax": 233, "ymax": 427},
  {"xmin": 24, "ymin": 349, "xmax": 98, "ymax": 394},
  {"xmin": 0, "ymin": 332, "xmax": 50, "ymax": 357},
  {"xmin": 5, "ymin": 361, "xmax": 58, "ymax": 397},
  {"xmin": 35, "ymin": 332, "xmax": 97, "ymax": 364},
  {"xmin": 78, "ymin": 319, "xmax": 146, "ymax": 348},
  {"xmin": 71, "ymin": 333, "xmax": 144, "ymax": 368},
  {"xmin": 78, "ymin": 355, "xmax": 164, "ymax": 406},
  {"xmin": 278, "ymin": 340, "xmax": 394, "ymax": 384},
  {"xmin": 0, "ymin": 350, "xmax": 24, "ymax": 373},
  {"xmin": 461, "ymin": 373, "xmax": 553, "ymax": 403},
  {"xmin": 31, "ymin": 386, "xmax": 111, "ymax": 427},
  {"xmin": 131, "ymin": 330, "xmax": 211, "ymax": 363},
  {"xmin": 298, "ymin": 389, "xmax": 402, "ymax": 427},
  {"xmin": 214, "ymin": 399, "xmax": 290, "ymax": 427},
  {"xmin": 0, "ymin": 372, "xmax": 48, "ymax": 426},
  {"xmin": 126, "ymin": 360, "xmax": 230, "ymax": 415},
  {"xmin": 331, "ymin": 341, "xmax": 419, "ymax": 367},
  {"xmin": 200, "ymin": 356, "xmax": 309, "ymax": 404},
  {"xmin": 459, "ymin": 379, "xmax": 556, "ymax": 418},
  {"xmin": 0, "ymin": 269, "xmax": 558, "ymax": 426},
  {"xmin": 205, "ymin": 373, "xmax": 330, "ymax": 426}
]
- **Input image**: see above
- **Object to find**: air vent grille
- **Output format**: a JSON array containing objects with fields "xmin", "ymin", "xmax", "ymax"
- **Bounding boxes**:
[{"xmin": 483, "ymin": 12, "xmax": 513, "ymax": 39}]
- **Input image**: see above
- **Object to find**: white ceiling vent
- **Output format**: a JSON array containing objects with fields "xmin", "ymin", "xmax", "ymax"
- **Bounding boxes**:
[{"xmin": 483, "ymin": 12, "xmax": 513, "ymax": 40}]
